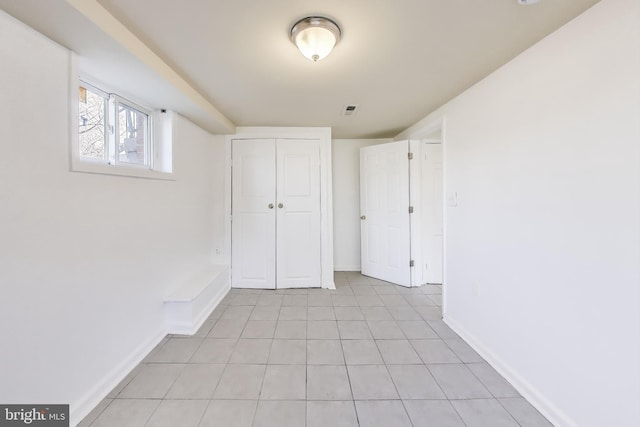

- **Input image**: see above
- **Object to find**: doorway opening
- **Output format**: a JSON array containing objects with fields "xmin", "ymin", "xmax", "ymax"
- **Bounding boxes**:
[
  {"xmin": 419, "ymin": 132, "xmax": 444, "ymax": 285},
  {"xmin": 358, "ymin": 118, "xmax": 446, "ymax": 292},
  {"xmin": 408, "ymin": 118, "xmax": 447, "ymax": 313}
]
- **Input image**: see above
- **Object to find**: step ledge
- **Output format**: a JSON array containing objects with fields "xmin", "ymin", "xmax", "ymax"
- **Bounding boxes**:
[{"xmin": 164, "ymin": 264, "xmax": 230, "ymax": 335}]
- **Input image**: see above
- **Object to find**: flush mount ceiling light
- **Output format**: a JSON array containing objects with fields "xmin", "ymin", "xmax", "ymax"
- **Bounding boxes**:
[{"xmin": 290, "ymin": 16, "xmax": 341, "ymax": 62}]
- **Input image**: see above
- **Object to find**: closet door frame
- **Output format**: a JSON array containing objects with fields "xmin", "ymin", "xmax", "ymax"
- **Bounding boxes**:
[{"xmin": 225, "ymin": 127, "xmax": 335, "ymax": 290}]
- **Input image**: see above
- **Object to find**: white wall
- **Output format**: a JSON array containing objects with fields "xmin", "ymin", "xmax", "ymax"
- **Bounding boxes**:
[
  {"xmin": 332, "ymin": 138, "xmax": 391, "ymax": 270},
  {"xmin": 397, "ymin": 0, "xmax": 640, "ymax": 425},
  {"xmin": 210, "ymin": 134, "xmax": 226, "ymax": 261},
  {"xmin": 0, "ymin": 11, "xmax": 224, "ymax": 424}
]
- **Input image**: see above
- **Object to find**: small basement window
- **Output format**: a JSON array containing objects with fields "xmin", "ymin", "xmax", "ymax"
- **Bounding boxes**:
[
  {"xmin": 74, "ymin": 80, "xmax": 172, "ymax": 179},
  {"xmin": 78, "ymin": 84, "xmax": 108, "ymax": 161},
  {"xmin": 116, "ymin": 99, "xmax": 150, "ymax": 167}
]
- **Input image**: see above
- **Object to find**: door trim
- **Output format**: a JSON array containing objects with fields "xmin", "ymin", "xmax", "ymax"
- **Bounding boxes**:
[{"xmin": 397, "ymin": 116, "xmax": 448, "ymax": 312}]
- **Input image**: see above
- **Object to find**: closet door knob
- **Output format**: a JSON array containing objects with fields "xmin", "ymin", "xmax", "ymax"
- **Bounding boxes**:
[
  {"xmin": 278, "ymin": 203, "xmax": 284, "ymax": 209},
  {"xmin": 268, "ymin": 203, "xmax": 274, "ymax": 209}
]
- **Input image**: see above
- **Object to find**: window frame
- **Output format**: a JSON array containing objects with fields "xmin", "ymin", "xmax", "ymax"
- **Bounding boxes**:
[
  {"xmin": 111, "ymin": 94, "xmax": 153, "ymax": 169},
  {"xmin": 70, "ymin": 70, "xmax": 173, "ymax": 180}
]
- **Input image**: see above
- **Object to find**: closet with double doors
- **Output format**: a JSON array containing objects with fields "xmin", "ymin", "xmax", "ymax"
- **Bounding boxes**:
[{"xmin": 230, "ymin": 132, "xmax": 332, "ymax": 289}]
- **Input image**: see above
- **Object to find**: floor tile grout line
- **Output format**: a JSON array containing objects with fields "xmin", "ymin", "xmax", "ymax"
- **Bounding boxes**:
[
  {"xmin": 342, "ymin": 366, "xmax": 359, "ymax": 426},
  {"xmin": 464, "ymin": 361, "xmax": 521, "ymax": 400},
  {"xmin": 494, "ymin": 397, "xmax": 528, "ymax": 427},
  {"xmin": 107, "ymin": 396, "xmax": 531, "ymax": 402},
  {"xmin": 194, "ymin": 398, "xmax": 214, "ymax": 427},
  {"xmin": 140, "ymin": 397, "xmax": 161, "ymax": 426},
  {"xmin": 83, "ymin": 398, "xmax": 113, "ymax": 427},
  {"xmin": 399, "ymin": 398, "xmax": 417, "ymax": 427},
  {"xmin": 448, "ymin": 398, "xmax": 472, "ymax": 427}
]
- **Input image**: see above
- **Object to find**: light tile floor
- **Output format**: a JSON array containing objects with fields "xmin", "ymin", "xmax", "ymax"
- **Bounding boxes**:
[{"xmin": 80, "ymin": 272, "xmax": 552, "ymax": 427}]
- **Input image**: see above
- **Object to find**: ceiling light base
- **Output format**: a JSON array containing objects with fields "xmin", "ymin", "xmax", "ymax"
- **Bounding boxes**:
[{"xmin": 290, "ymin": 16, "xmax": 341, "ymax": 62}]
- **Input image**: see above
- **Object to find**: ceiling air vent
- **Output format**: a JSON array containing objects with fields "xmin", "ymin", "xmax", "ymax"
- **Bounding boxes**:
[{"xmin": 342, "ymin": 104, "xmax": 359, "ymax": 116}]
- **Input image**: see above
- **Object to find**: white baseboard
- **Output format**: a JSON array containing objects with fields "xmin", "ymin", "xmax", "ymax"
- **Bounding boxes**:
[
  {"xmin": 444, "ymin": 315, "xmax": 576, "ymax": 427},
  {"xmin": 334, "ymin": 265, "xmax": 361, "ymax": 271},
  {"xmin": 70, "ymin": 326, "xmax": 166, "ymax": 426}
]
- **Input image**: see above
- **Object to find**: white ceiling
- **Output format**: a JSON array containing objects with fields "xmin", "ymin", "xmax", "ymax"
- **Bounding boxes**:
[{"xmin": 1, "ymin": 0, "xmax": 600, "ymax": 138}]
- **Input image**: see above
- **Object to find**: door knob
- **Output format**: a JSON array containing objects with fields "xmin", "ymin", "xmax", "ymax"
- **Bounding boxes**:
[
  {"xmin": 278, "ymin": 203, "xmax": 284, "ymax": 209},
  {"xmin": 268, "ymin": 203, "xmax": 274, "ymax": 209},
  {"xmin": 360, "ymin": 215, "xmax": 366, "ymax": 220}
]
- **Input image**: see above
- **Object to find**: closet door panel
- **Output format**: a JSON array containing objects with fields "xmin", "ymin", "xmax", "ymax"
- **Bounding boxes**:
[
  {"xmin": 232, "ymin": 139, "xmax": 276, "ymax": 289},
  {"xmin": 276, "ymin": 139, "xmax": 321, "ymax": 288}
]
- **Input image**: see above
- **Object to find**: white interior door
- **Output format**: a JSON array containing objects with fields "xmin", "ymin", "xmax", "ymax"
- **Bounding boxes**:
[
  {"xmin": 423, "ymin": 143, "xmax": 443, "ymax": 284},
  {"xmin": 276, "ymin": 139, "xmax": 321, "ymax": 288},
  {"xmin": 360, "ymin": 141, "xmax": 411, "ymax": 287},
  {"xmin": 231, "ymin": 139, "xmax": 276, "ymax": 289}
]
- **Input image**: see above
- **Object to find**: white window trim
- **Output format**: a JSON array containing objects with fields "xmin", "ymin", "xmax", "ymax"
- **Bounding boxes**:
[{"xmin": 69, "ymin": 54, "xmax": 174, "ymax": 180}]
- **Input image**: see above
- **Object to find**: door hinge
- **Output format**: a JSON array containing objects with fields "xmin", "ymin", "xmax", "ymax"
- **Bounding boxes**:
[
  {"xmin": 408, "ymin": 206, "xmax": 414, "ymax": 214},
  {"xmin": 408, "ymin": 152, "xmax": 413, "ymax": 160},
  {"xmin": 410, "ymin": 260, "xmax": 415, "ymax": 267}
]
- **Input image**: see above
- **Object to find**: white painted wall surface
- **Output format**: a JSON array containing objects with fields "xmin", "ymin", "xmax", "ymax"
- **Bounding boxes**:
[
  {"xmin": 210, "ymin": 134, "xmax": 226, "ymax": 262},
  {"xmin": 397, "ymin": 0, "xmax": 640, "ymax": 426},
  {"xmin": 332, "ymin": 139, "xmax": 391, "ymax": 271},
  {"xmin": 0, "ymin": 11, "xmax": 224, "ymax": 424}
]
